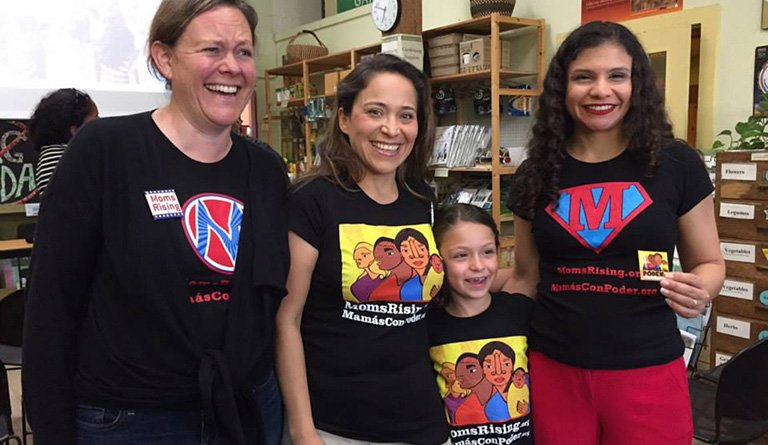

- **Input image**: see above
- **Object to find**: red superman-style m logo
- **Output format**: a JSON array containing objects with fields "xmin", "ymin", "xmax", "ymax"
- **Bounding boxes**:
[{"xmin": 545, "ymin": 182, "xmax": 652, "ymax": 253}]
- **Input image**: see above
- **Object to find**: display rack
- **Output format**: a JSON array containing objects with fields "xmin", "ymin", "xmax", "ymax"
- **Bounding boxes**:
[
  {"xmin": 264, "ymin": 43, "xmax": 381, "ymax": 172},
  {"xmin": 423, "ymin": 14, "xmax": 545, "ymax": 253},
  {"xmin": 710, "ymin": 150, "xmax": 768, "ymax": 369}
]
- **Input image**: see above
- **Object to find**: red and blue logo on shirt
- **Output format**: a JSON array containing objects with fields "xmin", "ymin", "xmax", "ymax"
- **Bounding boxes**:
[
  {"xmin": 182, "ymin": 193, "xmax": 244, "ymax": 274},
  {"xmin": 545, "ymin": 182, "xmax": 652, "ymax": 253}
]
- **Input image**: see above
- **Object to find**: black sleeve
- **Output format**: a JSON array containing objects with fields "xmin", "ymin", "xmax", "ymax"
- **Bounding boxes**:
[
  {"xmin": 667, "ymin": 142, "xmax": 714, "ymax": 216},
  {"xmin": 286, "ymin": 179, "xmax": 326, "ymax": 250},
  {"xmin": 22, "ymin": 123, "xmax": 104, "ymax": 445}
]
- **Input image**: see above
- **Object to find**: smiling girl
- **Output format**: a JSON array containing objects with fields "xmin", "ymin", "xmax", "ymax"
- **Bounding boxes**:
[{"xmin": 428, "ymin": 203, "xmax": 534, "ymax": 444}]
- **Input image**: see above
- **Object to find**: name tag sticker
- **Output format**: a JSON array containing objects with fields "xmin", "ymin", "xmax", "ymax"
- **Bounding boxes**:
[
  {"xmin": 721, "ymin": 163, "xmax": 757, "ymax": 181},
  {"xmin": 716, "ymin": 316, "xmax": 751, "ymax": 339},
  {"xmin": 24, "ymin": 203, "xmax": 39, "ymax": 217},
  {"xmin": 721, "ymin": 242, "xmax": 756, "ymax": 263},
  {"xmin": 145, "ymin": 189, "xmax": 183, "ymax": 220},
  {"xmin": 720, "ymin": 279, "xmax": 754, "ymax": 300},
  {"xmin": 719, "ymin": 202, "xmax": 755, "ymax": 220}
]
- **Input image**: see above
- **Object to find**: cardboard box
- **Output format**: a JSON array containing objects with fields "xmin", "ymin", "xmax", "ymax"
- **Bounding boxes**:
[
  {"xmin": 324, "ymin": 71, "xmax": 340, "ymax": 96},
  {"xmin": 428, "ymin": 44, "xmax": 460, "ymax": 58},
  {"xmin": 381, "ymin": 34, "xmax": 424, "ymax": 71},
  {"xmin": 430, "ymin": 54, "xmax": 459, "ymax": 68},
  {"xmin": 428, "ymin": 33, "xmax": 463, "ymax": 48},
  {"xmin": 459, "ymin": 37, "xmax": 511, "ymax": 73},
  {"xmin": 431, "ymin": 64, "xmax": 460, "ymax": 77}
]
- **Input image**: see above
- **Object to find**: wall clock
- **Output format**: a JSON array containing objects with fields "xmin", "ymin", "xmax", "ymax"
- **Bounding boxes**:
[{"xmin": 371, "ymin": 0, "xmax": 401, "ymax": 33}]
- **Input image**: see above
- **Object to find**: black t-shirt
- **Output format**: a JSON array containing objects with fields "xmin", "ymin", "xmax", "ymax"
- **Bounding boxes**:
[
  {"xmin": 428, "ymin": 292, "xmax": 534, "ymax": 445},
  {"xmin": 508, "ymin": 142, "xmax": 713, "ymax": 369},
  {"xmin": 287, "ymin": 177, "xmax": 448, "ymax": 445},
  {"xmin": 153, "ymin": 132, "xmax": 248, "ymax": 349}
]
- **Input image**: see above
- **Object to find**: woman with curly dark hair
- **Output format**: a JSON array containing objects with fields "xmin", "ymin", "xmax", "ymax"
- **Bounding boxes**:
[
  {"xmin": 28, "ymin": 88, "xmax": 98, "ymax": 194},
  {"xmin": 506, "ymin": 21, "xmax": 724, "ymax": 444}
]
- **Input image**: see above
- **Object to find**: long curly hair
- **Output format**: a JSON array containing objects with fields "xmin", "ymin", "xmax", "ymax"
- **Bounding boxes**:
[
  {"xmin": 28, "ymin": 88, "xmax": 96, "ymax": 152},
  {"xmin": 513, "ymin": 21, "xmax": 674, "ymax": 220},
  {"xmin": 295, "ymin": 54, "xmax": 435, "ymax": 200}
]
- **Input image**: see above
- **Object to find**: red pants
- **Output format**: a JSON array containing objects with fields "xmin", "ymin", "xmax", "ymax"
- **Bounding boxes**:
[{"xmin": 529, "ymin": 351, "xmax": 692, "ymax": 445}]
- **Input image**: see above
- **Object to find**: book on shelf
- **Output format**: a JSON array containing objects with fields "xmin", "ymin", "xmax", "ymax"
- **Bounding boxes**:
[
  {"xmin": 0, "ymin": 257, "xmax": 29, "ymax": 290},
  {"xmin": 429, "ymin": 125, "xmax": 490, "ymax": 168}
]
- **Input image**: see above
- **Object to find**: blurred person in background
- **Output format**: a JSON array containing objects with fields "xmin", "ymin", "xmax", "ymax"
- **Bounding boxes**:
[{"xmin": 28, "ymin": 88, "xmax": 99, "ymax": 195}]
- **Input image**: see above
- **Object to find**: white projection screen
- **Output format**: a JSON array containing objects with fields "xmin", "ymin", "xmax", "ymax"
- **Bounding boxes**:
[{"xmin": 0, "ymin": 0, "xmax": 170, "ymax": 118}]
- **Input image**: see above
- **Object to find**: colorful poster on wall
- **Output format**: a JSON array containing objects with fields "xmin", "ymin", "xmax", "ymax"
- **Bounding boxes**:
[
  {"xmin": 337, "ymin": 0, "xmax": 373, "ymax": 14},
  {"xmin": 582, "ymin": 0, "xmax": 682, "ymax": 24},
  {"xmin": 754, "ymin": 45, "xmax": 768, "ymax": 116},
  {"xmin": 0, "ymin": 120, "xmax": 39, "ymax": 204}
]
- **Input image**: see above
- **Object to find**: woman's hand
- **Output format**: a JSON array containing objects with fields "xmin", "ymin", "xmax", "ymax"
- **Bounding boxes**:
[{"xmin": 660, "ymin": 272, "xmax": 712, "ymax": 319}]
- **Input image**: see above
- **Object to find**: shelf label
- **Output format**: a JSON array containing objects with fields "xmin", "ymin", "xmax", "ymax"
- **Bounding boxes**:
[
  {"xmin": 721, "ymin": 163, "xmax": 757, "ymax": 181},
  {"xmin": 751, "ymin": 152, "xmax": 768, "ymax": 161},
  {"xmin": 716, "ymin": 316, "xmax": 751, "ymax": 339},
  {"xmin": 721, "ymin": 278, "xmax": 754, "ymax": 300},
  {"xmin": 714, "ymin": 352, "xmax": 732, "ymax": 366},
  {"xmin": 719, "ymin": 202, "xmax": 755, "ymax": 220},
  {"xmin": 721, "ymin": 242, "xmax": 756, "ymax": 263}
]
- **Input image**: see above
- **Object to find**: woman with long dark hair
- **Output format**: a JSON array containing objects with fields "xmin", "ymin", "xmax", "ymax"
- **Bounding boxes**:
[{"xmin": 507, "ymin": 21, "xmax": 724, "ymax": 444}]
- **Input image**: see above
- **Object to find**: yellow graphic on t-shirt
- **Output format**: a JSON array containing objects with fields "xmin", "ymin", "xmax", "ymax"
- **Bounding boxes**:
[
  {"xmin": 430, "ymin": 337, "xmax": 529, "ymax": 427},
  {"xmin": 339, "ymin": 223, "xmax": 443, "ymax": 303}
]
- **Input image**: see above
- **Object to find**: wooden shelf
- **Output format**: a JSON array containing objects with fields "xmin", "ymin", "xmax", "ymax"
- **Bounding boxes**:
[
  {"xmin": 436, "ymin": 165, "xmax": 517, "ymax": 175},
  {"xmin": 354, "ymin": 43, "xmax": 381, "ymax": 56},
  {"xmin": 308, "ymin": 93, "xmax": 336, "ymax": 101},
  {"xmin": 265, "ymin": 42, "xmax": 383, "ymax": 172},
  {"xmin": 269, "ymin": 114, "xmax": 295, "ymax": 120},
  {"xmin": 0, "ymin": 287, "xmax": 18, "ymax": 302},
  {"xmin": 267, "ymin": 43, "xmax": 382, "ymax": 79},
  {"xmin": 422, "ymin": 14, "xmax": 543, "ymax": 38},
  {"xmin": 0, "ymin": 204, "xmax": 27, "ymax": 215},
  {"xmin": 430, "ymin": 69, "xmax": 538, "ymax": 84},
  {"xmin": 500, "ymin": 236, "xmax": 515, "ymax": 249},
  {"xmin": 500, "ymin": 214, "xmax": 515, "ymax": 223},
  {"xmin": 306, "ymin": 51, "xmax": 353, "ymax": 72},
  {"xmin": 273, "ymin": 97, "xmax": 305, "ymax": 108},
  {"xmin": 423, "ymin": 13, "xmax": 544, "ymax": 241},
  {"xmin": 267, "ymin": 63, "xmax": 304, "ymax": 77}
]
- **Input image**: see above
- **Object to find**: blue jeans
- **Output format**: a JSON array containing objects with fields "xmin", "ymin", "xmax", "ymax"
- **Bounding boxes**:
[{"xmin": 77, "ymin": 372, "xmax": 283, "ymax": 445}]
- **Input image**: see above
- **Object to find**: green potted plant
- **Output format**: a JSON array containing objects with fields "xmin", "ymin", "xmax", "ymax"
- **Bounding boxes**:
[{"xmin": 712, "ymin": 92, "xmax": 768, "ymax": 150}]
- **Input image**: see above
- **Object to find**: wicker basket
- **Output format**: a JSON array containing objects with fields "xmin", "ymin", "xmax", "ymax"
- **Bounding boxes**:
[
  {"xmin": 469, "ymin": 0, "xmax": 516, "ymax": 18},
  {"xmin": 286, "ymin": 30, "xmax": 329, "ymax": 64}
]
